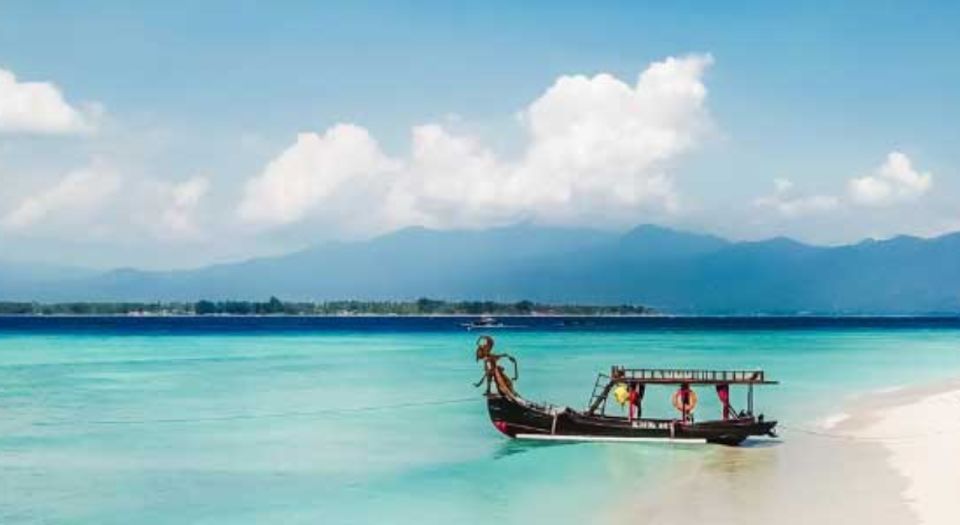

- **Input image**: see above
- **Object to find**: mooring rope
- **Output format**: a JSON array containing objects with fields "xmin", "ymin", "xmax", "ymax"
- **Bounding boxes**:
[
  {"xmin": 777, "ymin": 392, "xmax": 960, "ymax": 443},
  {"xmin": 778, "ymin": 423, "xmax": 960, "ymax": 443},
  {"xmin": 32, "ymin": 396, "xmax": 478, "ymax": 427},
  {"xmin": 27, "ymin": 397, "xmax": 960, "ymax": 443}
]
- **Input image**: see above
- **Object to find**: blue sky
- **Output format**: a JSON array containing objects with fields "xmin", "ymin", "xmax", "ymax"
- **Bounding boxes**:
[{"xmin": 0, "ymin": 1, "xmax": 958, "ymax": 268}]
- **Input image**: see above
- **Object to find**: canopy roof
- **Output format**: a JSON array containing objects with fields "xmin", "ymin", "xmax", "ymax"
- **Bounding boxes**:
[{"xmin": 611, "ymin": 367, "xmax": 778, "ymax": 385}]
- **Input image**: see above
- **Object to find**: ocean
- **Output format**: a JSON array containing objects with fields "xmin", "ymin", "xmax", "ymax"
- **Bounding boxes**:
[{"xmin": 2, "ymin": 316, "xmax": 959, "ymax": 524}]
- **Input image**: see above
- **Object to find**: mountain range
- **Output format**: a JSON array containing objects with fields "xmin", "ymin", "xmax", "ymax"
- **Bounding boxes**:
[{"xmin": 2, "ymin": 224, "xmax": 960, "ymax": 314}]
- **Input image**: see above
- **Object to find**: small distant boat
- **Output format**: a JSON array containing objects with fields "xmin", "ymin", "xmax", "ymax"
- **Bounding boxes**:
[
  {"xmin": 473, "ymin": 336, "xmax": 778, "ymax": 446},
  {"xmin": 462, "ymin": 316, "xmax": 506, "ymax": 330}
]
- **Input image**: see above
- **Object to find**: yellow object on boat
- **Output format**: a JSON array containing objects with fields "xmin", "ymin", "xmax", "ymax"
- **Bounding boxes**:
[{"xmin": 612, "ymin": 382, "xmax": 630, "ymax": 405}]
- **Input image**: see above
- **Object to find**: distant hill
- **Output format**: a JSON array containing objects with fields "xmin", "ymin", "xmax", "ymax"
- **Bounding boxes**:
[
  {"xmin": 3, "ymin": 224, "xmax": 960, "ymax": 314},
  {"xmin": 0, "ymin": 261, "xmax": 97, "ymax": 299}
]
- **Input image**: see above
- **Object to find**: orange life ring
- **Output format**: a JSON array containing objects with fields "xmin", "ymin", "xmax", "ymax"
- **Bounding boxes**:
[{"xmin": 672, "ymin": 389, "xmax": 698, "ymax": 413}]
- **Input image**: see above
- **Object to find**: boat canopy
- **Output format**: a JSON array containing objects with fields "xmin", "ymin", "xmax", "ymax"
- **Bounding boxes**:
[
  {"xmin": 587, "ymin": 366, "xmax": 777, "ymax": 418},
  {"xmin": 609, "ymin": 367, "xmax": 778, "ymax": 385}
]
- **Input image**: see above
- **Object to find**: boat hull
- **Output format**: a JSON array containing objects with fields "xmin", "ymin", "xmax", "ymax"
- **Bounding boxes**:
[{"xmin": 487, "ymin": 395, "xmax": 776, "ymax": 446}]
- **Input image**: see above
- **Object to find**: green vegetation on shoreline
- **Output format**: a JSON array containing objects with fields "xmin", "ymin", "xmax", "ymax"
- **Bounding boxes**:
[{"xmin": 0, "ymin": 297, "xmax": 653, "ymax": 316}]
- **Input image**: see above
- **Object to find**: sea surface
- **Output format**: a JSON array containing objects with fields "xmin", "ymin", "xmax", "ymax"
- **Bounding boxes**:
[{"xmin": 2, "ymin": 316, "xmax": 959, "ymax": 524}]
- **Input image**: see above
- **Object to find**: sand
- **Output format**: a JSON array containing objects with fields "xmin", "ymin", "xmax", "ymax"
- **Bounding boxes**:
[
  {"xmin": 619, "ymin": 379, "xmax": 960, "ymax": 525},
  {"xmin": 836, "ymin": 379, "xmax": 960, "ymax": 525}
]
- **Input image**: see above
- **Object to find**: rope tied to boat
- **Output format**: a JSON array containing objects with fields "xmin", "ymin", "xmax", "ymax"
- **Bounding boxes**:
[
  {"xmin": 31, "ymin": 396, "xmax": 478, "ymax": 427},
  {"xmin": 779, "ymin": 392, "xmax": 960, "ymax": 443},
  {"xmin": 778, "ymin": 423, "xmax": 960, "ymax": 443}
]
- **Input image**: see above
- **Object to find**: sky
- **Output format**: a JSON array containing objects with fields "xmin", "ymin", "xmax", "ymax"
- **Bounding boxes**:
[{"xmin": 0, "ymin": 1, "xmax": 958, "ymax": 269}]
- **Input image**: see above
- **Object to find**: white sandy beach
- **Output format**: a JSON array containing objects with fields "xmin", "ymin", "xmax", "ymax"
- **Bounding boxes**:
[
  {"xmin": 620, "ymin": 379, "xmax": 960, "ymax": 525},
  {"xmin": 840, "ymin": 380, "xmax": 960, "ymax": 525}
]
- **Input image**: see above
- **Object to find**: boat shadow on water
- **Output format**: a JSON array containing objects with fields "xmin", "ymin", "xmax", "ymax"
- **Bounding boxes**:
[
  {"xmin": 492, "ymin": 438, "xmax": 581, "ymax": 460},
  {"xmin": 735, "ymin": 438, "xmax": 783, "ymax": 449},
  {"xmin": 491, "ymin": 434, "xmax": 781, "ymax": 461},
  {"xmin": 493, "ymin": 439, "xmax": 588, "ymax": 460}
]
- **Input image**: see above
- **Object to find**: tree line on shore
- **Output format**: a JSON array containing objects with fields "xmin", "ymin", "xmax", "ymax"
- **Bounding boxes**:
[{"xmin": 0, "ymin": 297, "xmax": 652, "ymax": 316}]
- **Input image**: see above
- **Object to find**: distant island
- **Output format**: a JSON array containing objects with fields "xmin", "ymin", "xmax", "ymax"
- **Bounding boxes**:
[{"xmin": 0, "ymin": 297, "xmax": 654, "ymax": 317}]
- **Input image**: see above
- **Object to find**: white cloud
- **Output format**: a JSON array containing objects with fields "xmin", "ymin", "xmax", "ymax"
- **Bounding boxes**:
[
  {"xmin": 159, "ymin": 176, "xmax": 210, "ymax": 240},
  {"xmin": 1, "ymin": 167, "xmax": 121, "ymax": 231},
  {"xmin": 237, "ymin": 125, "xmax": 397, "ymax": 227},
  {"xmin": 754, "ymin": 178, "xmax": 839, "ymax": 217},
  {"xmin": 0, "ymin": 68, "xmax": 98, "ymax": 135},
  {"xmin": 848, "ymin": 151, "xmax": 932, "ymax": 206},
  {"xmin": 238, "ymin": 54, "xmax": 713, "ymax": 233},
  {"xmin": 756, "ymin": 152, "xmax": 933, "ymax": 219},
  {"xmin": 1, "ymin": 164, "xmax": 213, "ymax": 243}
]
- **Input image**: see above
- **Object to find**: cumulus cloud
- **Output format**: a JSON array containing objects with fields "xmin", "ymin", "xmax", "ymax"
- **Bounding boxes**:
[
  {"xmin": 237, "ymin": 125, "xmax": 397, "ymax": 226},
  {"xmin": 0, "ymin": 68, "xmax": 98, "ymax": 134},
  {"xmin": 848, "ymin": 151, "xmax": 932, "ymax": 206},
  {"xmin": 2, "ymin": 164, "xmax": 213, "ymax": 242},
  {"xmin": 754, "ymin": 178, "xmax": 839, "ymax": 217},
  {"xmin": 159, "ymin": 176, "xmax": 210, "ymax": 240},
  {"xmin": 1, "ymin": 167, "xmax": 121, "ymax": 230},
  {"xmin": 756, "ymin": 152, "xmax": 933, "ymax": 220},
  {"xmin": 238, "ymin": 54, "xmax": 714, "ymax": 233}
]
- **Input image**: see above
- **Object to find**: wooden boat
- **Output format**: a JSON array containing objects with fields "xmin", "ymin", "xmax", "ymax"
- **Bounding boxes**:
[{"xmin": 474, "ymin": 336, "xmax": 778, "ymax": 446}]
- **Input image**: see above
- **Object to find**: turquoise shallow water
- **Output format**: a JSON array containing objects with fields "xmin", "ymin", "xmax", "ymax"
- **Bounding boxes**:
[{"xmin": 2, "ymin": 320, "xmax": 960, "ymax": 523}]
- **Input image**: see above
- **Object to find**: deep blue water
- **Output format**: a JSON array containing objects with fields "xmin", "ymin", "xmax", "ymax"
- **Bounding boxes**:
[{"xmin": 1, "ymin": 315, "xmax": 959, "ymax": 334}]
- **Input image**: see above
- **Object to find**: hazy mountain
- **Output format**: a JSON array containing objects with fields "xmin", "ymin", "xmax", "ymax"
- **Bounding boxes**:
[
  {"xmin": 0, "ymin": 261, "xmax": 97, "ymax": 299},
  {"xmin": 10, "ymin": 225, "xmax": 617, "ymax": 302},
  {"xmin": 3, "ymin": 225, "xmax": 960, "ymax": 314}
]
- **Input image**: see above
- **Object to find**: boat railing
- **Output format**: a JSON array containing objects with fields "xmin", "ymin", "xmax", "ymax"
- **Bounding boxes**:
[{"xmin": 613, "ymin": 367, "xmax": 777, "ymax": 385}]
